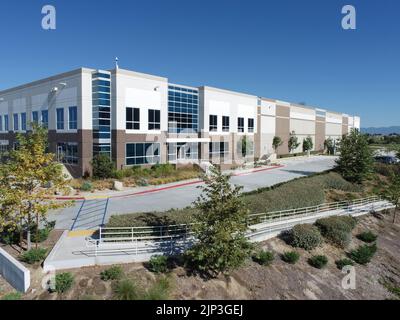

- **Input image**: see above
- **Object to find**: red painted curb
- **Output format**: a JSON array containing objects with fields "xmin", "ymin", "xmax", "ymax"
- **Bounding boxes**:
[{"xmin": 54, "ymin": 164, "xmax": 284, "ymax": 201}]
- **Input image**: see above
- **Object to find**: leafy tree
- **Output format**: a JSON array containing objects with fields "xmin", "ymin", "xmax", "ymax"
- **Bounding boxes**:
[
  {"xmin": 0, "ymin": 124, "xmax": 71, "ymax": 250},
  {"xmin": 335, "ymin": 129, "xmax": 374, "ymax": 184},
  {"xmin": 185, "ymin": 167, "xmax": 253, "ymax": 277},
  {"xmin": 288, "ymin": 131, "xmax": 300, "ymax": 153},
  {"xmin": 302, "ymin": 136, "xmax": 314, "ymax": 153},
  {"xmin": 91, "ymin": 153, "xmax": 115, "ymax": 179},
  {"xmin": 272, "ymin": 136, "xmax": 283, "ymax": 153},
  {"xmin": 324, "ymin": 138, "xmax": 335, "ymax": 155},
  {"xmin": 240, "ymin": 136, "xmax": 253, "ymax": 158},
  {"xmin": 384, "ymin": 172, "xmax": 400, "ymax": 223}
]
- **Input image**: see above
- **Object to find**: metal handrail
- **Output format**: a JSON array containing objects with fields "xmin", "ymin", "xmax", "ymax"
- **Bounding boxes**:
[{"xmin": 97, "ymin": 196, "xmax": 382, "ymax": 243}]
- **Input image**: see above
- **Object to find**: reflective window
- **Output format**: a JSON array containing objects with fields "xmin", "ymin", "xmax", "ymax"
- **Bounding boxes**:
[
  {"xmin": 32, "ymin": 111, "xmax": 39, "ymax": 124},
  {"xmin": 126, "ymin": 107, "xmax": 140, "ymax": 130},
  {"xmin": 209, "ymin": 142, "xmax": 229, "ymax": 157},
  {"xmin": 126, "ymin": 143, "xmax": 160, "ymax": 165},
  {"xmin": 69, "ymin": 106, "xmax": 78, "ymax": 130},
  {"xmin": 4, "ymin": 115, "xmax": 9, "ymax": 131},
  {"xmin": 238, "ymin": 117, "xmax": 244, "ymax": 133},
  {"xmin": 0, "ymin": 115, "xmax": 2, "ymax": 131},
  {"xmin": 41, "ymin": 110, "xmax": 48, "ymax": 128},
  {"xmin": 56, "ymin": 108, "xmax": 64, "ymax": 130},
  {"xmin": 168, "ymin": 142, "xmax": 198, "ymax": 162},
  {"xmin": 21, "ymin": 113, "xmax": 26, "ymax": 131},
  {"xmin": 13, "ymin": 114, "xmax": 19, "ymax": 131},
  {"xmin": 209, "ymin": 115, "xmax": 218, "ymax": 132},
  {"xmin": 222, "ymin": 116, "xmax": 230, "ymax": 132},
  {"xmin": 248, "ymin": 118, "xmax": 254, "ymax": 133},
  {"xmin": 57, "ymin": 142, "xmax": 78, "ymax": 165},
  {"xmin": 148, "ymin": 109, "xmax": 161, "ymax": 130}
]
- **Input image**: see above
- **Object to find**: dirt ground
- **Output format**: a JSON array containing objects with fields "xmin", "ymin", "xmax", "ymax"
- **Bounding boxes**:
[{"xmin": 2, "ymin": 211, "xmax": 400, "ymax": 300}]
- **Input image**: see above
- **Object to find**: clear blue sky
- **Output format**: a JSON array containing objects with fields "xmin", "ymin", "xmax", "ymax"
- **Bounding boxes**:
[{"xmin": 0, "ymin": 0, "xmax": 399, "ymax": 127}]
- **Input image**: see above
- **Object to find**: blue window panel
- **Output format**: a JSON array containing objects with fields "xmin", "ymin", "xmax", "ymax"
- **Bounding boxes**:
[
  {"xmin": 68, "ymin": 106, "xmax": 78, "ymax": 130},
  {"xmin": 94, "ymin": 86, "xmax": 111, "ymax": 93},
  {"xmin": 56, "ymin": 108, "xmax": 64, "ymax": 130},
  {"xmin": 4, "ymin": 115, "xmax": 9, "ymax": 131},
  {"xmin": 93, "ymin": 72, "xmax": 111, "ymax": 79},
  {"xmin": 93, "ymin": 93, "xmax": 111, "ymax": 100},
  {"xmin": 32, "ymin": 111, "xmax": 39, "ymax": 124},
  {"xmin": 92, "ymin": 80, "xmax": 110, "ymax": 87},
  {"xmin": 13, "ymin": 114, "xmax": 19, "ymax": 131},
  {"xmin": 41, "ymin": 110, "xmax": 49, "ymax": 128},
  {"xmin": 21, "ymin": 113, "xmax": 26, "ymax": 131},
  {"xmin": 0, "ymin": 115, "xmax": 2, "ymax": 131}
]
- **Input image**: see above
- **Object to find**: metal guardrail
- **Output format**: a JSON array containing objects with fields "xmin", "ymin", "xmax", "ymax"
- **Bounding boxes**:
[{"xmin": 95, "ymin": 196, "xmax": 383, "ymax": 245}]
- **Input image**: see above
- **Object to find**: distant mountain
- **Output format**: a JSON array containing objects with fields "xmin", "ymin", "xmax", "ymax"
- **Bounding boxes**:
[{"xmin": 361, "ymin": 126, "xmax": 400, "ymax": 135}]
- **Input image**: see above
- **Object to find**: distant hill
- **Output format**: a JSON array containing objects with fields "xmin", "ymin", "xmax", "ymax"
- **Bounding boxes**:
[{"xmin": 361, "ymin": 126, "xmax": 400, "ymax": 135}]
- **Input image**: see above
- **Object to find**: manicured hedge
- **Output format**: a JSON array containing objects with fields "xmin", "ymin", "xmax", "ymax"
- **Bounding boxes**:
[
  {"xmin": 315, "ymin": 215, "xmax": 357, "ymax": 248},
  {"xmin": 290, "ymin": 224, "xmax": 322, "ymax": 250}
]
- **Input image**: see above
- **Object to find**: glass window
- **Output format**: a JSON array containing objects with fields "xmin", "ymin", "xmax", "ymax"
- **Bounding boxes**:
[
  {"xmin": 126, "ymin": 107, "xmax": 140, "ymax": 130},
  {"xmin": 4, "ymin": 115, "xmax": 9, "ymax": 131},
  {"xmin": 69, "ymin": 106, "xmax": 78, "ymax": 130},
  {"xmin": 148, "ymin": 109, "xmax": 161, "ymax": 130},
  {"xmin": 0, "ymin": 115, "xmax": 2, "ymax": 131},
  {"xmin": 57, "ymin": 142, "xmax": 78, "ymax": 165},
  {"xmin": 13, "ymin": 114, "xmax": 19, "ymax": 131},
  {"xmin": 248, "ymin": 118, "xmax": 254, "ymax": 133},
  {"xmin": 21, "ymin": 113, "xmax": 26, "ymax": 131},
  {"xmin": 126, "ymin": 143, "xmax": 160, "ymax": 165},
  {"xmin": 209, "ymin": 142, "xmax": 229, "ymax": 157},
  {"xmin": 41, "ymin": 110, "xmax": 49, "ymax": 128},
  {"xmin": 222, "ymin": 116, "xmax": 230, "ymax": 132},
  {"xmin": 209, "ymin": 115, "xmax": 218, "ymax": 132},
  {"xmin": 32, "ymin": 111, "xmax": 39, "ymax": 124},
  {"xmin": 238, "ymin": 117, "xmax": 244, "ymax": 133},
  {"xmin": 56, "ymin": 108, "xmax": 64, "ymax": 130}
]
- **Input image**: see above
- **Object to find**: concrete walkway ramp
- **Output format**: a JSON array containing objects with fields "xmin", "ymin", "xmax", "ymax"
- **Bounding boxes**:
[{"xmin": 70, "ymin": 199, "xmax": 109, "ymax": 231}]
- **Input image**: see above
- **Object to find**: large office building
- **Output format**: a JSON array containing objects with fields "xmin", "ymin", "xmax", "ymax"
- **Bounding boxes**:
[{"xmin": 0, "ymin": 67, "xmax": 360, "ymax": 177}]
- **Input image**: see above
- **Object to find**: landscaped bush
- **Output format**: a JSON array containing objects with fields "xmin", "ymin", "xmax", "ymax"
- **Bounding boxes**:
[
  {"xmin": 20, "ymin": 248, "xmax": 47, "ymax": 264},
  {"xmin": 315, "ymin": 215, "xmax": 357, "ymax": 248},
  {"xmin": 91, "ymin": 154, "xmax": 115, "ymax": 179},
  {"xmin": 151, "ymin": 164, "xmax": 175, "ymax": 177},
  {"xmin": 308, "ymin": 255, "xmax": 328, "ymax": 269},
  {"xmin": 114, "ymin": 279, "xmax": 141, "ymax": 300},
  {"xmin": 0, "ymin": 227, "xmax": 19, "ymax": 245},
  {"xmin": 80, "ymin": 181, "xmax": 93, "ymax": 192},
  {"xmin": 100, "ymin": 266, "xmax": 124, "ymax": 281},
  {"xmin": 349, "ymin": 243, "xmax": 377, "ymax": 265},
  {"xmin": 54, "ymin": 272, "xmax": 74, "ymax": 293},
  {"xmin": 148, "ymin": 255, "xmax": 169, "ymax": 273},
  {"xmin": 290, "ymin": 224, "xmax": 322, "ymax": 250},
  {"xmin": 335, "ymin": 258, "xmax": 354, "ymax": 270},
  {"xmin": 252, "ymin": 250, "xmax": 275, "ymax": 266},
  {"xmin": 281, "ymin": 251, "xmax": 300, "ymax": 264},
  {"xmin": 357, "ymin": 231, "xmax": 378, "ymax": 243}
]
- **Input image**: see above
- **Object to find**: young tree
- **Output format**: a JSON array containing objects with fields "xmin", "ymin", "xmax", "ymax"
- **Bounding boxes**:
[
  {"xmin": 324, "ymin": 138, "xmax": 335, "ymax": 155},
  {"xmin": 91, "ymin": 153, "xmax": 115, "ymax": 179},
  {"xmin": 302, "ymin": 136, "xmax": 314, "ymax": 153},
  {"xmin": 384, "ymin": 172, "xmax": 400, "ymax": 223},
  {"xmin": 185, "ymin": 167, "xmax": 253, "ymax": 277},
  {"xmin": 0, "ymin": 124, "xmax": 71, "ymax": 250},
  {"xmin": 335, "ymin": 129, "xmax": 374, "ymax": 184},
  {"xmin": 288, "ymin": 131, "xmax": 300, "ymax": 153},
  {"xmin": 272, "ymin": 136, "xmax": 283, "ymax": 153},
  {"xmin": 240, "ymin": 136, "xmax": 254, "ymax": 158}
]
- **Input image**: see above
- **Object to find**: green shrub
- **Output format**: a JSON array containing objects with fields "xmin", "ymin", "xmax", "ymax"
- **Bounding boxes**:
[
  {"xmin": 349, "ymin": 243, "xmax": 377, "ymax": 265},
  {"xmin": 144, "ymin": 277, "xmax": 171, "ymax": 300},
  {"xmin": 136, "ymin": 178, "xmax": 149, "ymax": 187},
  {"xmin": 1, "ymin": 292, "xmax": 22, "ymax": 300},
  {"xmin": 281, "ymin": 251, "xmax": 300, "ymax": 264},
  {"xmin": 252, "ymin": 250, "xmax": 275, "ymax": 266},
  {"xmin": 113, "ymin": 170, "xmax": 125, "ymax": 180},
  {"xmin": 100, "ymin": 266, "xmax": 124, "ymax": 281},
  {"xmin": 315, "ymin": 215, "xmax": 357, "ymax": 248},
  {"xmin": 151, "ymin": 164, "xmax": 175, "ymax": 177},
  {"xmin": 54, "ymin": 272, "xmax": 74, "ymax": 293},
  {"xmin": 357, "ymin": 231, "xmax": 378, "ymax": 243},
  {"xmin": 92, "ymin": 154, "xmax": 115, "ymax": 179},
  {"xmin": 20, "ymin": 248, "xmax": 47, "ymax": 264},
  {"xmin": 114, "ymin": 279, "xmax": 141, "ymax": 300},
  {"xmin": 0, "ymin": 227, "xmax": 19, "ymax": 245},
  {"xmin": 308, "ymin": 255, "xmax": 328, "ymax": 269},
  {"xmin": 31, "ymin": 221, "xmax": 55, "ymax": 243},
  {"xmin": 290, "ymin": 224, "xmax": 322, "ymax": 250},
  {"xmin": 148, "ymin": 255, "xmax": 169, "ymax": 273},
  {"xmin": 80, "ymin": 181, "xmax": 93, "ymax": 192},
  {"xmin": 335, "ymin": 258, "xmax": 354, "ymax": 270}
]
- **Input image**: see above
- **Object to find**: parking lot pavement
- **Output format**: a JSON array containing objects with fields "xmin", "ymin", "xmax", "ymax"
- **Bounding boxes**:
[{"xmin": 49, "ymin": 156, "xmax": 337, "ymax": 230}]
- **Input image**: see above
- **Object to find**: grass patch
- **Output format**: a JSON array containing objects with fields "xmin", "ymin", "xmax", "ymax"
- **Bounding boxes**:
[
  {"xmin": 252, "ymin": 250, "xmax": 275, "ymax": 266},
  {"xmin": 100, "ymin": 266, "xmax": 124, "ymax": 281},
  {"xmin": 1, "ymin": 292, "xmax": 22, "ymax": 300},
  {"xmin": 308, "ymin": 255, "xmax": 328, "ymax": 269},
  {"xmin": 20, "ymin": 248, "xmax": 47, "ymax": 264},
  {"xmin": 349, "ymin": 243, "xmax": 377, "ymax": 265},
  {"xmin": 113, "ymin": 277, "xmax": 171, "ymax": 300}
]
